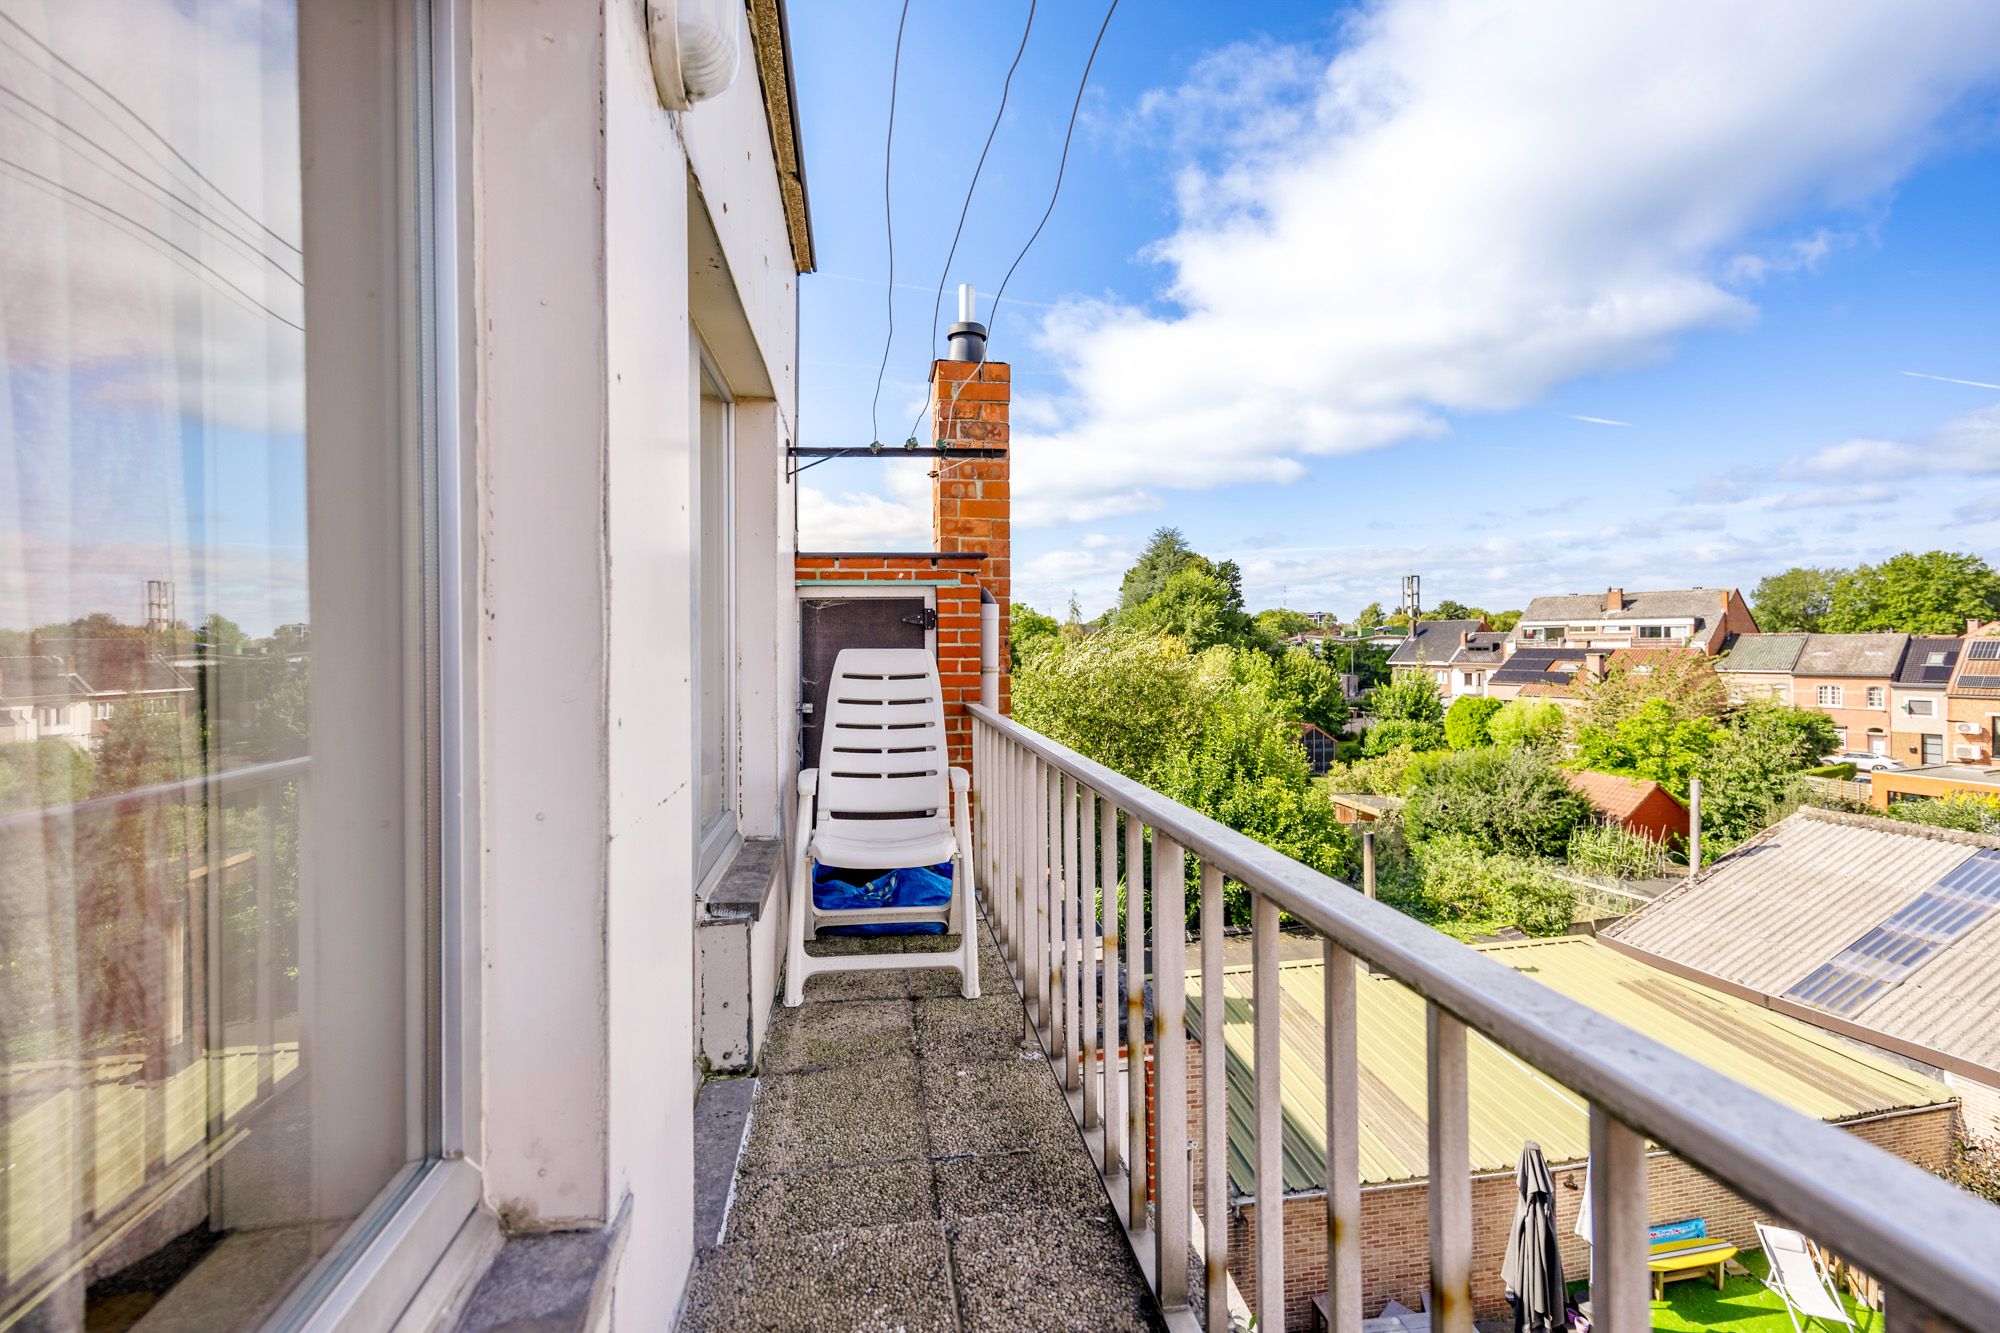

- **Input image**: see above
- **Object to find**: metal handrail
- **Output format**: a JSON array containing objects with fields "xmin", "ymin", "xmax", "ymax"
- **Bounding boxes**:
[
  {"xmin": 0, "ymin": 755, "xmax": 311, "ymax": 834},
  {"xmin": 969, "ymin": 703, "xmax": 2000, "ymax": 1332}
]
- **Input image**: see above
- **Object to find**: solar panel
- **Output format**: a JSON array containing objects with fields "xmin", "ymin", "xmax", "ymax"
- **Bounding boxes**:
[
  {"xmin": 1784, "ymin": 849, "xmax": 2000, "ymax": 1016},
  {"xmin": 1966, "ymin": 639, "xmax": 2000, "ymax": 660},
  {"xmin": 1955, "ymin": 674, "xmax": 2000, "ymax": 692}
]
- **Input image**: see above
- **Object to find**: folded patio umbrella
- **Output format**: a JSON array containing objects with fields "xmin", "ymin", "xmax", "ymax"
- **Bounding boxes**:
[{"xmin": 1502, "ymin": 1141, "xmax": 1567, "ymax": 1333}]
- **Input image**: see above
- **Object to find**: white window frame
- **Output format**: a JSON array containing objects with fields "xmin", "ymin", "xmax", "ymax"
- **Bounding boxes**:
[
  {"xmin": 695, "ymin": 344, "xmax": 739, "ymax": 886},
  {"xmin": 1908, "ymin": 697, "xmax": 1936, "ymax": 718},
  {"xmin": 1817, "ymin": 684, "xmax": 1844, "ymax": 708},
  {"xmin": 1866, "ymin": 685, "xmax": 1885, "ymax": 710}
]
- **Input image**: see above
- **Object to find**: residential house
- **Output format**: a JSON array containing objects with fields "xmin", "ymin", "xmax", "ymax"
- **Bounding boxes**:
[
  {"xmin": 1186, "ymin": 936, "xmax": 1955, "ymax": 1329},
  {"xmin": 0, "ymin": 656, "xmax": 96, "ymax": 748},
  {"xmin": 1560, "ymin": 769, "xmax": 1690, "ymax": 846},
  {"xmin": 1714, "ymin": 631, "xmax": 1807, "ymax": 704},
  {"xmin": 1512, "ymin": 586, "xmax": 1757, "ymax": 653},
  {"xmin": 1792, "ymin": 632, "xmax": 1909, "ymax": 756},
  {"xmin": 1605, "ymin": 807, "xmax": 2000, "ymax": 1141},
  {"xmin": 1892, "ymin": 635, "xmax": 1962, "ymax": 767},
  {"xmin": 1385, "ymin": 618, "xmax": 1494, "ymax": 701},
  {"xmin": 1946, "ymin": 624, "xmax": 2000, "ymax": 763},
  {"xmin": 1482, "ymin": 644, "xmax": 1593, "ymax": 704}
]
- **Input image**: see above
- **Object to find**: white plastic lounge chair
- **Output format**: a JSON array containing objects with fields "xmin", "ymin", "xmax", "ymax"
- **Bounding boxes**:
[
  {"xmin": 1755, "ymin": 1223, "xmax": 1857, "ymax": 1333},
  {"xmin": 784, "ymin": 648, "xmax": 979, "ymax": 1006}
]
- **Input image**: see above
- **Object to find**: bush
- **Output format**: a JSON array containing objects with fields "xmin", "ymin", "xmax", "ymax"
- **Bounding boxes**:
[
  {"xmin": 1370, "ymin": 674, "xmax": 1445, "ymax": 725},
  {"xmin": 1410, "ymin": 834, "xmax": 1575, "ymax": 935},
  {"xmin": 1801, "ymin": 762, "xmax": 1857, "ymax": 779},
  {"xmin": 1363, "ymin": 718, "xmax": 1446, "ymax": 756},
  {"xmin": 1404, "ymin": 747, "xmax": 1594, "ymax": 859},
  {"xmin": 1323, "ymin": 746, "xmax": 1439, "ymax": 797},
  {"xmin": 1487, "ymin": 699, "xmax": 1567, "ymax": 751},
  {"xmin": 1014, "ymin": 630, "xmax": 1200, "ymax": 782},
  {"xmin": 1883, "ymin": 793, "xmax": 2000, "ymax": 834},
  {"xmin": 1566, "ymin": 822, "xmax": 1672, "ymax": 879},
  {"xmin": 1444, "ymin": 696, "xmax": 1504, "ymax": 750}
]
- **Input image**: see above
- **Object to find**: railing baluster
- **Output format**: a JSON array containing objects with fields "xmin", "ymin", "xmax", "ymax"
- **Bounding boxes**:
[
  {"xmin": 1154, "ymin": 833, "xmax": 1190, "ymax": 1311},
  {"xmin": 1101, "ymin": 796, "xmax": 1123, "ymax": 1177},
  {"xmin": 1036, "ymin": 758, "xmax": 1053, "ymax": 1041},
  {"xmin": 1199, "ymin": 864, "xmax": 1228, "ymax": 1333},
  {"xmin": 1124, "ymin": 809, "xmax": 1148, "ymax": 1227},
  {"xmin": 1252, "ymin": 891, "xmax": 1285, "ymax": 1333},
  {"xmin": 1427, "ymin": 1004, "xmax": 1473, "ymax": 1333},
  {"xmin": 1589, "ymin": 1107, "xmax": 1648, "ymax": 1333},
  {"xmin": 1082, "ymin": 790, "xmax": 1101, "ymax": 1132},
  {"xmin": 1323, "ymin": 936, "xmax": 1361, "ymax": 1333},
  {"xmin": 1059, "ymin": 772, "xmax": 1079, "ymax": 1089}
]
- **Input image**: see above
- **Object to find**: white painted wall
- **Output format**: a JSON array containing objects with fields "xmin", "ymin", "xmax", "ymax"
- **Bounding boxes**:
[{"xmin": 471, "ymin": 0, "xmax": 799, "ymax": 1324}]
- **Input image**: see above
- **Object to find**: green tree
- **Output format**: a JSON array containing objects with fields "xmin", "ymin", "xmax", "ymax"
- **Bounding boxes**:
[
  {"xmin": 1574, "ymin": 698, "xmax": 1724, "ymax": 798},
  {"xmin": 1884, "ymin": 792, "xmax": 2000, "ymax": 835},
  {"xmin": 1826, "ymin": 551, "xmax": 2000, "ymax": 633},
  {"xmin": 1253, "ymin": 608, "xmax": 1317, "ymax": 640},
  {"xmin": 1575, "ymin": 649, "xmax": 1728, "ymax": 734},
  {"xmin": 1013, "ymin": 630, "xmax": 1199, "ymax": 782},
  {"xmin": 0, "ymin": 738, "xmax": 96, "ymax": 815},
  {"xmin": 1124, "ymin": 566, "xmax": 1246, "ymax": 652},
  {"xmin": 1010, "ymin": 603, "xmax": 1060, "ymax": 666},
  {"xmin": 1371, "ymin": 674, "xmax": 1445, "ymax": 724},
  {"xmin": 195, "ymin": 613, "xmax": 249, "ymax": 654},
  {"xmin": 1265, "ymin": 646, "xmax": 1350, "ymax": 734},
  {"xmin": 1430, "ymin": 599, "xmax": 1481, "ymax": 621},
  {"xmin": 1354, "ymin": 602, "xmax": 1387, "ymax": 632},
  {"xmin": 1404, "ymin": 747, "xmax": 1594, "ymax": 858},
  {"xmin": 1689, "ymin": 704, "xmax": 1840, "ymax": 854},
  {"xmin": 1487, "ymin": 699, "xmax": 1567, "ymax": 751},
  {"xmin": 1487, "ymin": 610, "xmax": 1522, "ymax": 632},
  {"xmin": 1752, "ymin": 566, "xmax": 1840, "ymax": 633},
  {"xmin": 1118, "ymin": 527, "xmax": 1202, "ymax": 611},
  {"xmin": 1443, "ymin": 695, "xmax": 1503, "ymax": 750}
]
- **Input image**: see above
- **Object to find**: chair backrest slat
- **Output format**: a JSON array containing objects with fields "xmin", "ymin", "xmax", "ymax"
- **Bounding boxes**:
[{"xmin": 816, "ymin": 648, "xmax": 949, "ymax": 826}]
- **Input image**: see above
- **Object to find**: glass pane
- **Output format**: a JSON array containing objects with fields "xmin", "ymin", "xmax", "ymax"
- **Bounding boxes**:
[
  {"xmin": 0, "ymin": 3, "xmax": 426, "ymax": 1326},
  {"xmin": 697, "ymin": 386, "xmax": 730, "ymax": 853}
]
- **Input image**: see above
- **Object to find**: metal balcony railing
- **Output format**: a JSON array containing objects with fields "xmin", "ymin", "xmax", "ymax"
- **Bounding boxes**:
[{"xmin": 967, "ymin": 704, "xmax": 2000, "ymax": 1333}]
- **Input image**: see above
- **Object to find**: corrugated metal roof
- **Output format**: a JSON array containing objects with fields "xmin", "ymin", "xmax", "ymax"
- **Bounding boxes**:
[
  {"xmin": 1607, "ymin": 808, "xmax": 2000, "ymax": 1071},
  {"xmin": 1183, "ymin": 936, "xmax": 1949, "ymax": 1198}
]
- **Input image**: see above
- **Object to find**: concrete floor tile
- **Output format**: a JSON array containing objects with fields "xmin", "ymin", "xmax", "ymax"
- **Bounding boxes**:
[
  {"xmin": 918, "ymin": 1055, "xmax": 1082, "ymax": 1158},
  {"xmin": 932, "ymin": 1148, "xmax": 1111, "ymax": 1221},
  {"xmin": 761, "ymin": 999, "xmax": 913, "ymax": 1075},
  {"xmin": 680, "ymin": 1222, "xmax": 957, "ymax": 1333},
  {"xmin": 948, "ymin": 1209, "xmax": 1164, "ymax": 1333},
  {"xmin": 725, "ymin": 1160, "xmax": 936, "ymax": 1243},
  {"xmin": 738, "ymin": 1058, "xmax": 928, "ymax": 1173},
  {"xmin": 913, "ymin": 992, "xmax": 1030, "ymax": 1063}
]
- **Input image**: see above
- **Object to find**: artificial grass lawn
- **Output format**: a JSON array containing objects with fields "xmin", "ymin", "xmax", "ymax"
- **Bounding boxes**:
[{"xmin": 1573, "ymin": 1251, "xmax": 1880, "ymax": 1332}]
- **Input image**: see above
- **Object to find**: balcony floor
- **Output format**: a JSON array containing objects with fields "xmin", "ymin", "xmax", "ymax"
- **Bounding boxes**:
[{"xmin": 680, "ymin": 919, "xmax": 1166, "ymax": 1332}]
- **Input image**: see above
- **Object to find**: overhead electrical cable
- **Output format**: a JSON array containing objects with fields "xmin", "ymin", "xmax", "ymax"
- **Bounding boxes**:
[{"xmin": 867, "ymin": 0, "xmax": 914, "ymax": 447}]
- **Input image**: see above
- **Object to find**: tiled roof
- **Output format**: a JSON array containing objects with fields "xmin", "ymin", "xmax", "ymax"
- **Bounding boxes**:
[
  {"xmin": 1895, "ymin": 635, "xmax": 1962, "ymax": 688},
  {"xmin": 1952, "ymin": 637, "xmax": 2000, "ymax": 698},
  {"xmin": 1792, "ymin": 632, "xmax": 1909, "ymax": 679},
  {"xmin": 1186, "ymin": 936, "xmax": 1950, "ymax": 1195},
  {"xmin": 0, "ymin": 656, "xmax": 93, "ymax": 704},
  {"xmin": 1561, "ymin": 769, "xmax": 1682, "ymax": 822},
  {"xmin": 1386, "ymin": 619, "xmax": 1484, "ymax": 666},
  {"xmin": 1716, "ymin": 633, "xmax": 1809, "ymax": 674},
  {"xmin": 1519, "ymin": 588, "xmax": 1734, "ymax": 624},
  {"xmin": 32, "ymin": 639, "xmax": 193, "ymax": 696},
  {"xmin": 1604, "ymin": 807, "xmax": 2000, "ymax": 1074}
]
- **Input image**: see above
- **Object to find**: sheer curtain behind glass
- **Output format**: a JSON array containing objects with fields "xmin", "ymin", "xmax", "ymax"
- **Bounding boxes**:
[{"xmin": 0, "ymin": 2, "xmax": 430, "ymax": 1326}]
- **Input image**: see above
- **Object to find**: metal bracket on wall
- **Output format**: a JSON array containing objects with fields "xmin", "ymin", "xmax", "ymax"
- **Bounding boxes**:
[{"xmin": 784, "ymin": 444, "xmax": 1007, "ymax": 481}]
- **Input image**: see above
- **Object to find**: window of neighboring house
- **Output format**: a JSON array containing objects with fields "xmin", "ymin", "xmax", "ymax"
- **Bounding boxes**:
[
  {"xmin": 1926, "ymin": 651, "xmax": 1947, "ymax": 666},
  {"xmin": 1462, "ymin": 672, "xmax": 1476, "ymax": 687},
  {"xmin": 1867, "ymin": 728, "xmax": 1888, "ymax": 755},
  {"xmin": 697, "ymin": 351, "xmax": 738, "ymax": 881},
  {"xmin": 1908, "ymin": 697, "xmax": 1936, "ymax": 717},
  {"xmin": 1817, "ymin": 684, "xmax": 1844, "ymax": 707},
  {"xmin": 1866, "ymin": 686, "xmax": 1885, "ymax": 710},
  {"xmin": 1832, "ymin": 726, "xmax": 1848, "ymax": 748},
  {"xmin": 0, "ymin": 3, "xmax": 458, "ymax": 1326},
  {"xmin": 1639, "ymin": 625, "xmax": 1669, "ymax": 639}
]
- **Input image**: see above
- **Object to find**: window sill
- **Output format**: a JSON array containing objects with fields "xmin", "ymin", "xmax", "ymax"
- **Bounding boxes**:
[
  {"xmin": 450, "ymin": 1201, "xmax": 628, "ymax": 1333},
  {"xmin": 699, "ymin": 838, "xmax": 783, "ymax": 923}
]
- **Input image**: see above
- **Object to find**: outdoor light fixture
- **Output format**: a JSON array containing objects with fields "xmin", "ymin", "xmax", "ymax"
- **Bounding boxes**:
[{"xmin": 647, "ymin": 0, "xmax": 743, "ymax": 110}]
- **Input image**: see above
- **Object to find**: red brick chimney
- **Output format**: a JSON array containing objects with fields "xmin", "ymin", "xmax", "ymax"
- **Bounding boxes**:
[
  {"xmin": 929, "ymin": 354, "xmax": 1010, "ymax": 758},
  {"xmin": 1605, "ymin": 587, "xmax": 1625, "ymax": 612}
]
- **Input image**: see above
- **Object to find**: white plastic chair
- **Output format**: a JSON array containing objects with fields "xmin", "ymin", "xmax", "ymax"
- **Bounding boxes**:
[
  {"xmin": 784, "ymin": 648, "xmax": 979, "ymax": 1006},
  {"xmin": 1755, "ymin": 1223, "xmax": 1857, "ymax": 1332}
]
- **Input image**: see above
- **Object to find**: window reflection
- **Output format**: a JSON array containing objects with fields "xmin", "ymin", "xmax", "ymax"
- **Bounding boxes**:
[{"xmin": 0, "ymin": 3, "xmax": 417, "ymax": 1327}]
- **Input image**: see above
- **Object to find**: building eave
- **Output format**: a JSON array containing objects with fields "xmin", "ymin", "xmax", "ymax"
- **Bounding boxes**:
[{"xmin": 749, "ymin": 0, "xmax": 816, "ymax": 273}]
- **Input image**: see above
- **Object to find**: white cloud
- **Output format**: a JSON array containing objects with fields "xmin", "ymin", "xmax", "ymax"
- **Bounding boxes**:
[
  {"xmin": 797, "ymin": 459, "xmax": 932, "ymax": 550},
  {"xmin": 1951, "ymin": 492, "xmax": 2000, "ymax": 526},
  {"xmin": 1903, "ymin": 371, "xmax": 2000, "ymax": 391},
  {"xmin": 1565, "ymin": 415, "xmax": 1631, "ymax": 427},
  {"xmin": 1788, "ymin": 405, "xmax": 2000, "ymax": 479},
  {"xmin": 1764, "ymin": 483, "xmax": 1898, "ymax": 511},
  {"xmin": 1013, "ymin": 1, "xmax": 2000, "ymax": 523}
]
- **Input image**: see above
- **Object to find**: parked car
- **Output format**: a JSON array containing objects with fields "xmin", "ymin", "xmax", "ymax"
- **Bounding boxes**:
[{"xmin": 1821, "ymin": 751, "xmax": 1903, "ymax": 773}]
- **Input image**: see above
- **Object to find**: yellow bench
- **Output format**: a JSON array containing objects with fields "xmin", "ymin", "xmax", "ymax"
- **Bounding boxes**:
[{"xmin": 1648, "ymin": 1235, "xmax": 1739, "ymax": 1300}]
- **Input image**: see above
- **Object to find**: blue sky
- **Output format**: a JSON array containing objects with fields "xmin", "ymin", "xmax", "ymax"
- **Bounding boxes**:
[{"xmin": 790, "ymin": 1, "xmax": 2000, "ymax": 620}]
